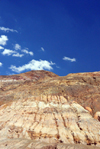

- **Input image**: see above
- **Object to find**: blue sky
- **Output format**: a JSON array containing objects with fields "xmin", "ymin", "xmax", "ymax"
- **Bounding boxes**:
[{"xmin": 0, "ymin": 0, "xmax": 100, "ymax": 76}]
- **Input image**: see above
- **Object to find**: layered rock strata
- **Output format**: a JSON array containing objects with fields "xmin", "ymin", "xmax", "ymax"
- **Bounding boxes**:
[{"xmin": 0, "ymin": 70, "xmax": 100, "ymax": 148}]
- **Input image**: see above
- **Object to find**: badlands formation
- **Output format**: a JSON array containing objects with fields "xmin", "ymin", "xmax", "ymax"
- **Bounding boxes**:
[{"xmin": 0, "ymin": 70, "xmax": 100, "ymax": 148}]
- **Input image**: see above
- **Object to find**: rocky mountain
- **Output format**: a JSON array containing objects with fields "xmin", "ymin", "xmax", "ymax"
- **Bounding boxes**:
[{"xmin": 0, "ymin": 70, "xmax": 100, "ymax": 149}]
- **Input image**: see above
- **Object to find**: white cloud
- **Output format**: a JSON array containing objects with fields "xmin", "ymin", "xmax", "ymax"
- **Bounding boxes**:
[
  {"xmin": 12, "ymin": 53, "xmax": 24, "ymax": 57},
  {"xmin": 21, "ymin": 49, "xmax": 34, "ymax": 56},
  {"xmin": 41, "ymin": 47, "xmax": 45, "ymax": 51},
  {"xmin": 63, "ymin": 56, "xmax": 76, "ymax": 62},
  {"xmin": 0, "ymin": 27, "xmax": 18, "ymax": 33},
  {"xmin": 14, "ymin": 45, "xmax": 33, "ymax": 56},
  {"xmin": 2, "ymin": 49, "xmax": 15, "ymax": 56},
  {"xmin": 9, "ymin": 59, "xmax": 55, "ymax": 73},
  {"xmin": 0, "ymin": 46, "xmax": 4, "ymax": 50},
  {"xmin": 29, "ymin": 51, "xmax": 34, "ymax": 56},
  {"xmin": 14, "ymin": 44, "xmax": 21, "ymax": 50},
  {"xmin": 0, "ymin": 62, "xmax": 2, "ymax": 67},
  {"xmin": 2, "ymin": 48, "xmax": 24, "ymax": 57},
  {"xmin": 0, "ymin": 35, "xmax": 8, "ymax": 45},
  {"xmin": 21, "ymin": 49, "xmax": 29, "ymax": 54}
]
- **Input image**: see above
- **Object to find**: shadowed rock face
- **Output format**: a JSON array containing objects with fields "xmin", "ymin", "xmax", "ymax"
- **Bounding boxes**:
[{"xmin": 0, "ymin": 70, "xmax": 100, "ymax": 149}]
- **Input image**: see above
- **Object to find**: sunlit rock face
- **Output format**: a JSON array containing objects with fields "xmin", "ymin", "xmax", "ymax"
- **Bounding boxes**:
[{"xmin": 0, "ymin": 70, "xmax": 100, "ymax": 149}]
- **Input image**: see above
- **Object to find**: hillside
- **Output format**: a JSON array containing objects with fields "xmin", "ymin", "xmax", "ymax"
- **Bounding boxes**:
[{"xmin": 0, "ymin": 70, "xmax": 100, "ymax": 148}]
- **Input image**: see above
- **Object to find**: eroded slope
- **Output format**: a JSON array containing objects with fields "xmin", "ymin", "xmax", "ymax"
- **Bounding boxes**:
[{"xmin": 0, "ymin": 70, "xmax": 100, "ymax": 148}]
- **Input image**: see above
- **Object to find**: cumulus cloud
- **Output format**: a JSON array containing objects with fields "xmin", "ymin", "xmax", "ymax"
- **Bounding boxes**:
[
  {"xmin": 12, "ymin": 53, "xmax": 24, "ymax": 57},
  {"xmin": 63, "ymin": 56, "xmax": 76, "ymax": 62},
  {"xmin": 0, "ymin": 35, "xmax": 8, "ymax": 45},
  {"xmin": 0, "ymin": 62, "xmax": 2, "ymax": 67},
  {"xmin": 14, "ymin": 44, "xmax": 21, "ymax": 50},
  {"xmin": 0, "ymin": 46, "xmax": 4, "ymax": 50},
  {"xmin": 2, "ymin": 49, "xmax": 15, "ymax": 56},
  {"xmin": 0, "ymin": 27, "xmax": 18, "ymax": 33},
  {"xmin": 41, "ymin": 47, "xmax": 45, "ymax": 51},
  {"xmin": 21, "ymin": 49, "xmax": 33, "ymax": 56},
  {"xmin": 9, "ymin": 59, "xmax": 55, "ymax": 73}
]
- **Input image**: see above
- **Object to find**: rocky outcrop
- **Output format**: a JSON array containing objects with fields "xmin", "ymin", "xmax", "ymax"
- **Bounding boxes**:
[{"xmin": 0, "ymin": 70, "xmax": 100, "ymax": 148}]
